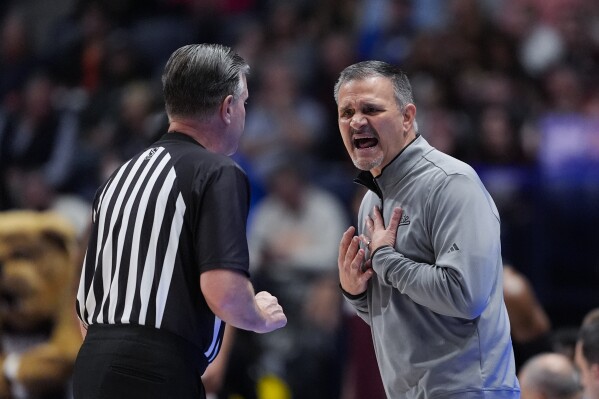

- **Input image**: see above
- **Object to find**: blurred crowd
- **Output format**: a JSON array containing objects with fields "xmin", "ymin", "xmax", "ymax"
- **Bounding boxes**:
[{"xmin": 1, "ymin": 0, "xmax": 599, "ymax": 398}]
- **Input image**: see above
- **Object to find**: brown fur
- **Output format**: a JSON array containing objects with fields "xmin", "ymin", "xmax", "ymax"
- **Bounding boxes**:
[{"xmin": 0, "ymin": 211, "xmax": 82, "ymax": 397}]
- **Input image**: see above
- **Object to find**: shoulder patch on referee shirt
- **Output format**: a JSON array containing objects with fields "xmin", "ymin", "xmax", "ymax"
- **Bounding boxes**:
[{"xmin": 145, "ymin": 147, "xmax": 159, "ymax": 160}]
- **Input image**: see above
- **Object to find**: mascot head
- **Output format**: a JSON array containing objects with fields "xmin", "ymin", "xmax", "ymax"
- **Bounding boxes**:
[{"xmin": 0, "ymin": 210, "xmax": 77, "ymax": 333}]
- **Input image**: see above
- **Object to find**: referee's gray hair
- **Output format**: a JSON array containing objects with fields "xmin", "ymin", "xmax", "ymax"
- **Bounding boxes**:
[
  {"xmin": 333, "ymin": 60, "xmax": 418, "ymax": 132},
  {"xmin": 162, "ymin": 43, "xmax": 250, "ymax": 119}
]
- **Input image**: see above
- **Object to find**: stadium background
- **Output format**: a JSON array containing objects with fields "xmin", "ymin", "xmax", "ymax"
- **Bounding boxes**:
[{"xmin": 1, "ymin": 0, "xmax": 598, "ymax": 397}]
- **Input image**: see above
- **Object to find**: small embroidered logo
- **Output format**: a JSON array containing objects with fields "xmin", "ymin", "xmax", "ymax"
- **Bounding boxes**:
[
  {"xmin": 145, "ymin": 148, "xmax": 158, "ymax": 160},
  {"xmin": 447, "ymin": 243, "xmax": 460, "ymax": 253},
  {"xmin": 399, "ymin": 213, "xmax": 411, "ymax": 226}
]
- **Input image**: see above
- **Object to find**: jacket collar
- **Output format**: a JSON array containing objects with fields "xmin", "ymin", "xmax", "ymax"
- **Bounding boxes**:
[{"xmin": 353, "ymin": 134, "xmax": 433, "ymax": 199}]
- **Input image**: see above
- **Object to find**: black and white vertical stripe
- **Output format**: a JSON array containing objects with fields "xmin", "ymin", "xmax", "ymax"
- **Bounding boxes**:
[{"xmin": 77, "ymin": 146, "xmax": 186, "ymax": 329}]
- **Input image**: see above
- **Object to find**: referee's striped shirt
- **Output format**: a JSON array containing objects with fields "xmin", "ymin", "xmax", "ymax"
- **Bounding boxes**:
[{"xmin": 76, "ymin": 132, "xmax": 251, "ymax": 366}]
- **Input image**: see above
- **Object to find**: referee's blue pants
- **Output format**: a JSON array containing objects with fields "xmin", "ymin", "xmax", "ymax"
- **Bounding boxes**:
[{"xmin": 73, "ymin": 324, "xmax": 206, "ymax": 399}]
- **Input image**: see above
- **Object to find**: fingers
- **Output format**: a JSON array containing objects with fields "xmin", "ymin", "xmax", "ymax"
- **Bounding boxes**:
[
  {"xmin": 338, "ymin": 226, "xmax": 355, "ymax": 267},
  {"xmin": 366, "ymin": 206, "xmax": 403, "ymax": 251},
  {"xmin": 338, "ymin": 224, "xmax": 373, "ymax": 295},
  {"xmin": 338, "ymin": 226, "xmax": 367, "ymax": 272},
  {"xmin": 370, "ymin": 206, "xmax": 402, "ymax": 232},
  {"xmin": 271, "ymin": 307, "xmax": 287, "ymax": 329},
  {"xmin": 359, "ymin": 234, "xmax": 371, "ymax": 248},
  {"xmin": 338, "ymin": 206, "xmax": 403, "ymax": 296},
  {"xmin": 255, "ymin": 291, "xmax": 287, "ymax": 332},
  {"xmin": 345, "ymin": 236, "xmax": 361, "ymax": 267},
  {"xmin": 255, "ymin": 291, "xmax": 270, "ymax": 300},
  {"xmin": 371, "ymin": 205, "xmax": 384, "ymax": 230},
  {"xmin": 365, "ymin": 214, "xmax": 374, "ymax": 234},
  {"xmin": 387, "ymin": 207, "xmax": 403, "ymax": 233},
  {"xmin": 339, "ymin": 246, "xmax": 371, "ymax": 295},
  {"xmin": 357, "ymin": 268, "xmax": 374, "ymax": 286},
  {"xmin": 361, "ymin": 258, "xmax": 372, "ymax": 273}
]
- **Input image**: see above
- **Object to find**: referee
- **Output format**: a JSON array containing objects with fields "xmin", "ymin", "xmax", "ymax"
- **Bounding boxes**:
[{"xmin": 73, "ymin": 43, "xmax": 287, "ymax": 399}]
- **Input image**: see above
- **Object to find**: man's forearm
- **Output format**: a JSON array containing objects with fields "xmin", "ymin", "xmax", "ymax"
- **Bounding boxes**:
[{"xmin": 200, "ymin": 269, "xmax": 286, "ymax": 333}]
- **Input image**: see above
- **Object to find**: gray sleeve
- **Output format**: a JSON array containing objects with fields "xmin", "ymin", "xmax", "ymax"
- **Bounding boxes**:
[
  {"xmin": 343, "ymin": 293, "xmax": 370, "ymax": 325},
  {"xmin": 372, "ymin": 174, "xmax": 501, "ymax": 319}
]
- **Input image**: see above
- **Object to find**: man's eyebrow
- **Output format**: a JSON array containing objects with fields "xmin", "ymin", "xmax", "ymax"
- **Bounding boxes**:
[{"xmin": 361, "ymin": 101, "xmax": 380, "ymax": 108}]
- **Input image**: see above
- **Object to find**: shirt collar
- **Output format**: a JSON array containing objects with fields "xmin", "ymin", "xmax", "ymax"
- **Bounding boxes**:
[
  {"xmin": 158, "ymin": 131, "xmax": 205, "ymax": 148},
  {"xmin": 353, "ymin": 134, "xmax": 434, "ymax": 198}
]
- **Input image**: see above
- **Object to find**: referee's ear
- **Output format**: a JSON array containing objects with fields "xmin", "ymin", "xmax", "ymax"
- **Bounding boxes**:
[{"xmin": 220, "ymin": 95, "xmax": 234, "ymax": 125}]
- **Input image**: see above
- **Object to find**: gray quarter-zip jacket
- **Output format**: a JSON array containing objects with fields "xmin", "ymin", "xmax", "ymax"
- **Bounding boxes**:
[{"xmin": 346, "ymin": 135, "xmax": 520, "ymax": 399}]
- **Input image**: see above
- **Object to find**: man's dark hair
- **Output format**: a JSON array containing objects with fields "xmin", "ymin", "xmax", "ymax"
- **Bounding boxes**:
[
  {"xmin": 162, "ymin": 43, "xmax": 250, "ymax": 119},
  {"xmin": 333, "ymin": 60, "xmax": 414, "ymax": 109}
]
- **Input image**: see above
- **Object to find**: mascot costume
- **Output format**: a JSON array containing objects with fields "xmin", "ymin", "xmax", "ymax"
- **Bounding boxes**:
[{"xmin": 0, "ymin": 210, "xmax": 82, "ymax": 398}]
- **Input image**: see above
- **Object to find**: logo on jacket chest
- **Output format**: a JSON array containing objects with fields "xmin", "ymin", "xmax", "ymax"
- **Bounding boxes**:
[{"xmin": 399, "ymin": 213, "xmax": 410, "ymax": 226}]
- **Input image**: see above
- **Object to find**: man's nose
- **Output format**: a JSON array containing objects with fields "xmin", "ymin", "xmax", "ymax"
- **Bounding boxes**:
[{"xmin": 350, "ymin": 114, "xmax": 366, "ymax": 129}]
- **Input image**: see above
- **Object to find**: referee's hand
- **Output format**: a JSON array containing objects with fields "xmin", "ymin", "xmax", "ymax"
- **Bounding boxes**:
[{"xmin": 254, "ymin": 291, "xmax": 287, "ymax": 333}]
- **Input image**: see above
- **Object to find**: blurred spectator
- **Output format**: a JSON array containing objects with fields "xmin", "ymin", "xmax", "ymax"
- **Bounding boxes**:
[
  {"xmin": 285, "ymin": 274, "xmax": 346, "ymax": 399},
  {"xmin": 0, "ymin": 72, "xmax": 79, "ymax": 209},
  {"xmin": 260, "ymin": 1, "xmax": 317, "ymax": 85},
  {"xmin": 93, "ymin": 80, "xmax": 163, "ymax": 177},
  {"xmin": 3, "ymin": 169, "xmax": 90, "ymax": 240},
  {"xmin": 503, "ymin": 264, "xmax": 553, "ymax": 371},
  {"xmin": 230, "ymin": 19, "xmax": 266, "ymax": 68},
  {"xmin": 419, "ymin": 106, "xmax": 469, "ymax": 159},
  {"xmin": 309, "ymin": 0, "xmax": 358, "ymax": 36},
  {"xmin": 411, "ymin": 0, "xmax": 448, "ymax": 30},
  {"xmin": 128, "ymin": 5, "xmax": 197, "ymax": 77},
  {"xmin": 312, "ymin": 30, "xmax": 359, "ymax": 164},
  {"xmin": 72, "ymin": 35, "xmax": 155, "ymax": 197},
  {"xmin": 240, "ymin": 56, "xmax": 327, "ymax": 183},
  {"xmin": 0, "ymin": 8, "xmax": 39, "ymax": 111},
  {"xmin": 518, "ymin": 352, "xmax": 583, "ymax": 399},
  {"xmin": 533, "ymin": 63, "xmax": 599, "ymax": 325},
  {"xmin": 575, "ymin": 308, "xmax": 599, "ymax": 399},
  {"xmin": 44, "ymin": 0, "xmax": 113, "ymax": 90},
  {"xmin": 355, "ymin": 0, "xmax": 415, "ymax": 64},
  {"xmin": 543, "ymin": 64, "xmax": 586, "ymax": 114},
  {"xmin": 475, "ymin": 105, "xmax": 528, "ymax": 165},
  {"xmin": 1, "ymin": 0, "xmax": 599, "ymax": 395},
  {"xmin": 552, "ymin": 327, "xmax": 582, "ymax": 362},
  {"xmin": 246, "ymin": 153, "xmax": 348, "ymax": 399},
  {"xmin": 248, "ymin": 154, "xmax": 348, "ymax": 277}
]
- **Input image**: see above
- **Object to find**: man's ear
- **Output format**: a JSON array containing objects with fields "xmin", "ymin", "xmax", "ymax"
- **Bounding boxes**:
[
  {"xmin": 403, "ymin": 103, "xmax": 416, "ymax": 132},
  {"xmin": 220, "ymin": 95, "xmax": 234, "ymax": 125}
]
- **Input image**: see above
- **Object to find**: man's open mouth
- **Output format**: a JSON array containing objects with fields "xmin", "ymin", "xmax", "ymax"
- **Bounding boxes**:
[{"xmin": 353, "ymin": 137, "xmax": 379, "ymax": 149}]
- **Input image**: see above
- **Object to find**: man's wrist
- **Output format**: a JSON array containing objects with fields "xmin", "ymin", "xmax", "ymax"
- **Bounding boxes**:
[
  {"xmin": 339, "ymin": 284, "xmax": 367, "ymax": 300},
  {"xmin": 371, "ymin": 244, "xmax": 392, "ymax": 259}
]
